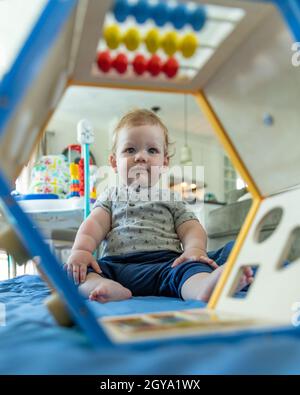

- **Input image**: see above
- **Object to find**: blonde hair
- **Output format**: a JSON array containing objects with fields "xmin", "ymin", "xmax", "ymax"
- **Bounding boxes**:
[{"xmin": 111, "ymin": 109, "xmax": 171, "ymax": 158}]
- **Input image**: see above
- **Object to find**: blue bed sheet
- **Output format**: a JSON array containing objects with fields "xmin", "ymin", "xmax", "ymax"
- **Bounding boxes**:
[{"xmin": 0, "ymin": 275, "xmax": 300, "ymax": 374}]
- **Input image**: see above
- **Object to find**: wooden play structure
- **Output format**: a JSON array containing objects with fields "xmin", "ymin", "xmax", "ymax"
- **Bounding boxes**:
[{"xmin": 0, "ymin": 0, "xmax": 299, "ymax": 346}]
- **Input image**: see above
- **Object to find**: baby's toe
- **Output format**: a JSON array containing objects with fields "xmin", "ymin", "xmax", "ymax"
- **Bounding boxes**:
[
  {"xmin": 89, "ymin": 285, "xmax": 109, "ymax": 302},
  {"xmin": 247, "ymin": 276, "xmax": 254, "ymax": 284},
  {"xmin": 245, "ymin": 267, "xmax": 253, "ymax": 277}
]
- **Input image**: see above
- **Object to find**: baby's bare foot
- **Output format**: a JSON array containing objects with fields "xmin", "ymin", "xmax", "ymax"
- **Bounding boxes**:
[
  {"xmin": 89, "ymin": 282, "xmax": 132, "ymax": 303},
  {"xmin": 196, "ymin": 266, "xmax": 225, "ymax": 302},
  {"xmin": 197, "ymin": 266, "xmax": 253, "ymax": 302},
  {"xmin": 237, "ymin": 267, "xmax": 254, "ymax": 291}
]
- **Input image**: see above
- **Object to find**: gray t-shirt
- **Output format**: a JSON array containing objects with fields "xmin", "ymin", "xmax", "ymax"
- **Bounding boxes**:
[{"xmin": 93, "ymin": 186, "xmax": 198, "ymax": 257}]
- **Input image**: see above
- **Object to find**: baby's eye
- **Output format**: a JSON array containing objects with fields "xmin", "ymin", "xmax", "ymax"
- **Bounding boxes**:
[
  {"xmin": 124, "ymin": 147, "xmax": 135, "ymax": 154},
  {"xmin": 148, "ymin": 148, "xmax": 159, "ymax": 154}
]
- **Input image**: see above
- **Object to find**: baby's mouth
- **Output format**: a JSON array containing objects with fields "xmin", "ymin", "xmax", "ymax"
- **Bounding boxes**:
[
  {"xmin": 132, "ymin": 165, "xmax": 148, "ymax": 170},
  {"xmin": 129, "ymin": 167, "xmax": 150, "ymax": 189},
  {"xmin": 130, "ymin": 167, "xmax": 149, "ymax": 176}
]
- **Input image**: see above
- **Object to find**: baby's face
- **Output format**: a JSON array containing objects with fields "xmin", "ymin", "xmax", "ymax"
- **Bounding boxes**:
[{"xmin": 110, "ymin": 124, "xmax": 169, "ymax": 188}]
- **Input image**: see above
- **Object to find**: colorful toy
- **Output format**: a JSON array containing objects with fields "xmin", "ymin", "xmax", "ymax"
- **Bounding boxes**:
[
  {"xmin": 133, "ymin": 54, "xmax": 147, "ymax": 75},
  {"xmin": 96, "ymin": 50, "xmax": 112, "ymax": 72},
  {"xmin": 170, "ymin": 4, "xmax": 189, "ymax": 30},
  {"xmin": 161, "ymin": 31, "xmax": 179, "ymax": 57},
  {"xmin": 147, "ymin": 54, "xmax": 163, "ymax": 76},
  {"xmin": 68, "ymin": 154, "xmax": 97, "ymax": 201},
  {"xmin": 113, "ymin": 53, "xmax": 128, "ymax": 74},
  {"xmin": 97, "ymin": 50, "xmax": 179, "ymax": 79},
  {"xmin": 102, "ymin": 25, "xmax": 199, "ymax": 59},
  {"xmin": 144, "ymin": 28, "xmax": 160, "ymax": 54},
  {"xmin": 163, "ymin": 57, "xmax": 179, "ymax": 78},
  {"xmin": 68, "ymin": 163, "xmax": 80, "ymax": 198},
  {"xmin": 78, "ymin": 158, "xmax": 84, "ymax": 197},
  {"xmin": 189, "ymin": 6, "xmax": 207, "ymax": 31},
  {"xmin": 103, "ymin": 24, "xmax": 122, "ymax": 50},
  {"xmin": 111, "ymin": 0, "xmax": 207, "ymax": 32},
  {"xmin": 132, "ymin": 0, "xmax": 151, "ymax": 24},
  {"xmin": 113, "ymin": 0, "xmax": 130, "ymax": 23},
  {"xmin": 151, "ymin": 2, "xmax": 170, "ymax": 27},
  {"xmin": 123, "ymin": 27, "xmax": 141, "ymax": 51},
  {"xmin": 180, "ymin": 33, "xmax": 198, "ymax": 58},
  {"xmin": 29, "ymin": 155, "xmax": 70, "ymax": 198}
]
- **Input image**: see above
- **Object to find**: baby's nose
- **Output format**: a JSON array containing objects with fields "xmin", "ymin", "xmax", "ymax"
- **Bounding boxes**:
[{"xmin": 134, "ymin": 150, "xmax": 148, "ymax": 161}]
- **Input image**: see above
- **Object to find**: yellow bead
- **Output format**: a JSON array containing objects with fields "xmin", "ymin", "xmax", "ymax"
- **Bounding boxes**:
[
  {"xmin": 123, "ymin": 27, "xmax": 141, "ymax": 51},
  {"xmin": 103, "ymin": 24, "xmax": 122, "ymax": 50},
  {"xmin": 69, "ymin": 163, "xmax": 79, "ymax": 179},
  {"xmin": 161, "ymin": 31, "xmax": 179, "ymax": 56},
  {"xmin": 180, "ymin": 33, "xmax": 198, "ymax": 58},
  {"xmin": 144, "ymin": 28, "xmax": 160, "ymax": 54}
]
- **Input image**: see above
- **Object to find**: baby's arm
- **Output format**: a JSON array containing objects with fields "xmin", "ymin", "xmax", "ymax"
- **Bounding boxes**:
[
  {"xmin": 172, "ymin": 220, "xmax": 218, "ymax": 269},
  {"xmin": 66, "ymin": 207, "xmax": 111, "ymax": 284}
]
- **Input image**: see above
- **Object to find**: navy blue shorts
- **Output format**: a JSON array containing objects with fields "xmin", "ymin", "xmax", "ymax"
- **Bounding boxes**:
[{"xmin": 88, "ymin": 241, "xmax": 234, "ymax": 299}]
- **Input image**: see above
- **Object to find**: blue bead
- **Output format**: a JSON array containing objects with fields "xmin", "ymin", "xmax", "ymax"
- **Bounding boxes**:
[
  {"xmin": 132, "ymin": 0, "xmax": 151, "ymax": 24},
  {"xmin": 170, "ymin": 4, "xmax": 189, "ymax": 30},
  {"xmin": 189, "ymin": 6, "xmax": 207, "ymax": 31},
  {"xmin": 113, "ymin": 0, "xmax": 131, "ymax": 23},
  {"xmin": 151, "ymin": 1, "xmax": 170, "ymax": 27}
]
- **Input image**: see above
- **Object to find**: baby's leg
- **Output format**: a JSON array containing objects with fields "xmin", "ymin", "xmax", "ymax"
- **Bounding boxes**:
[
  {"xmin": 79, "ymin": 272, "xmax": 132, "ymax": 303},
  {"xmin": 181, "ymin": 266, "xmax": 253, "ymax": 302}
]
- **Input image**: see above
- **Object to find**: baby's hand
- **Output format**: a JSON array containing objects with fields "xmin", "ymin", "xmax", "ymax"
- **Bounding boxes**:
[
  {"xmin": 171, "ymin": 248, "xmax": 218, "ymax": 269},
  {"xmin": 65, "ymin": 250, "xmax": 101, "ymax": 285}
]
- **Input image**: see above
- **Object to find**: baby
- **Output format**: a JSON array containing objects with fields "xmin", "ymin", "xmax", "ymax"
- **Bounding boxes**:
[{"xmin": 66, "ymin": 109, "xmax": 253, "ymax": 303}]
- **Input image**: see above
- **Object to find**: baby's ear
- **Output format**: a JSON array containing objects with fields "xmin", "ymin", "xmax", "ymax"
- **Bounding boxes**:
[
  {"xmin": 163, "ymin": 154, "xmax": 169, "ymax": 167},
  {"xmin": 109, "ymin": 154, "xmax": 117, "ymax": 172}
]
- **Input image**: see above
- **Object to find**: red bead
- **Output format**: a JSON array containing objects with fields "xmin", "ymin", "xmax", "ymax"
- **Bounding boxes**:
[
  {"xmin": 113, "ymin": 53, "xmax": 128, "ymax": 74},
  {"xmin": 132, "ymin": 54, "xmax": 147, "ymax": 75},
  {"xmin": 96, "ymin": 51, "xmax": 112, "ymax": 72},
  {"xmin": 147, "ymin": 54, "xmax": 162, "ymax": 76},
  {"xmin": 163, "ymin": 57, "xmax": 179, "ymax": 78},
  {"xmin": 78, "ymin": 159, "xmax": 84, "ymax": 195}
]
